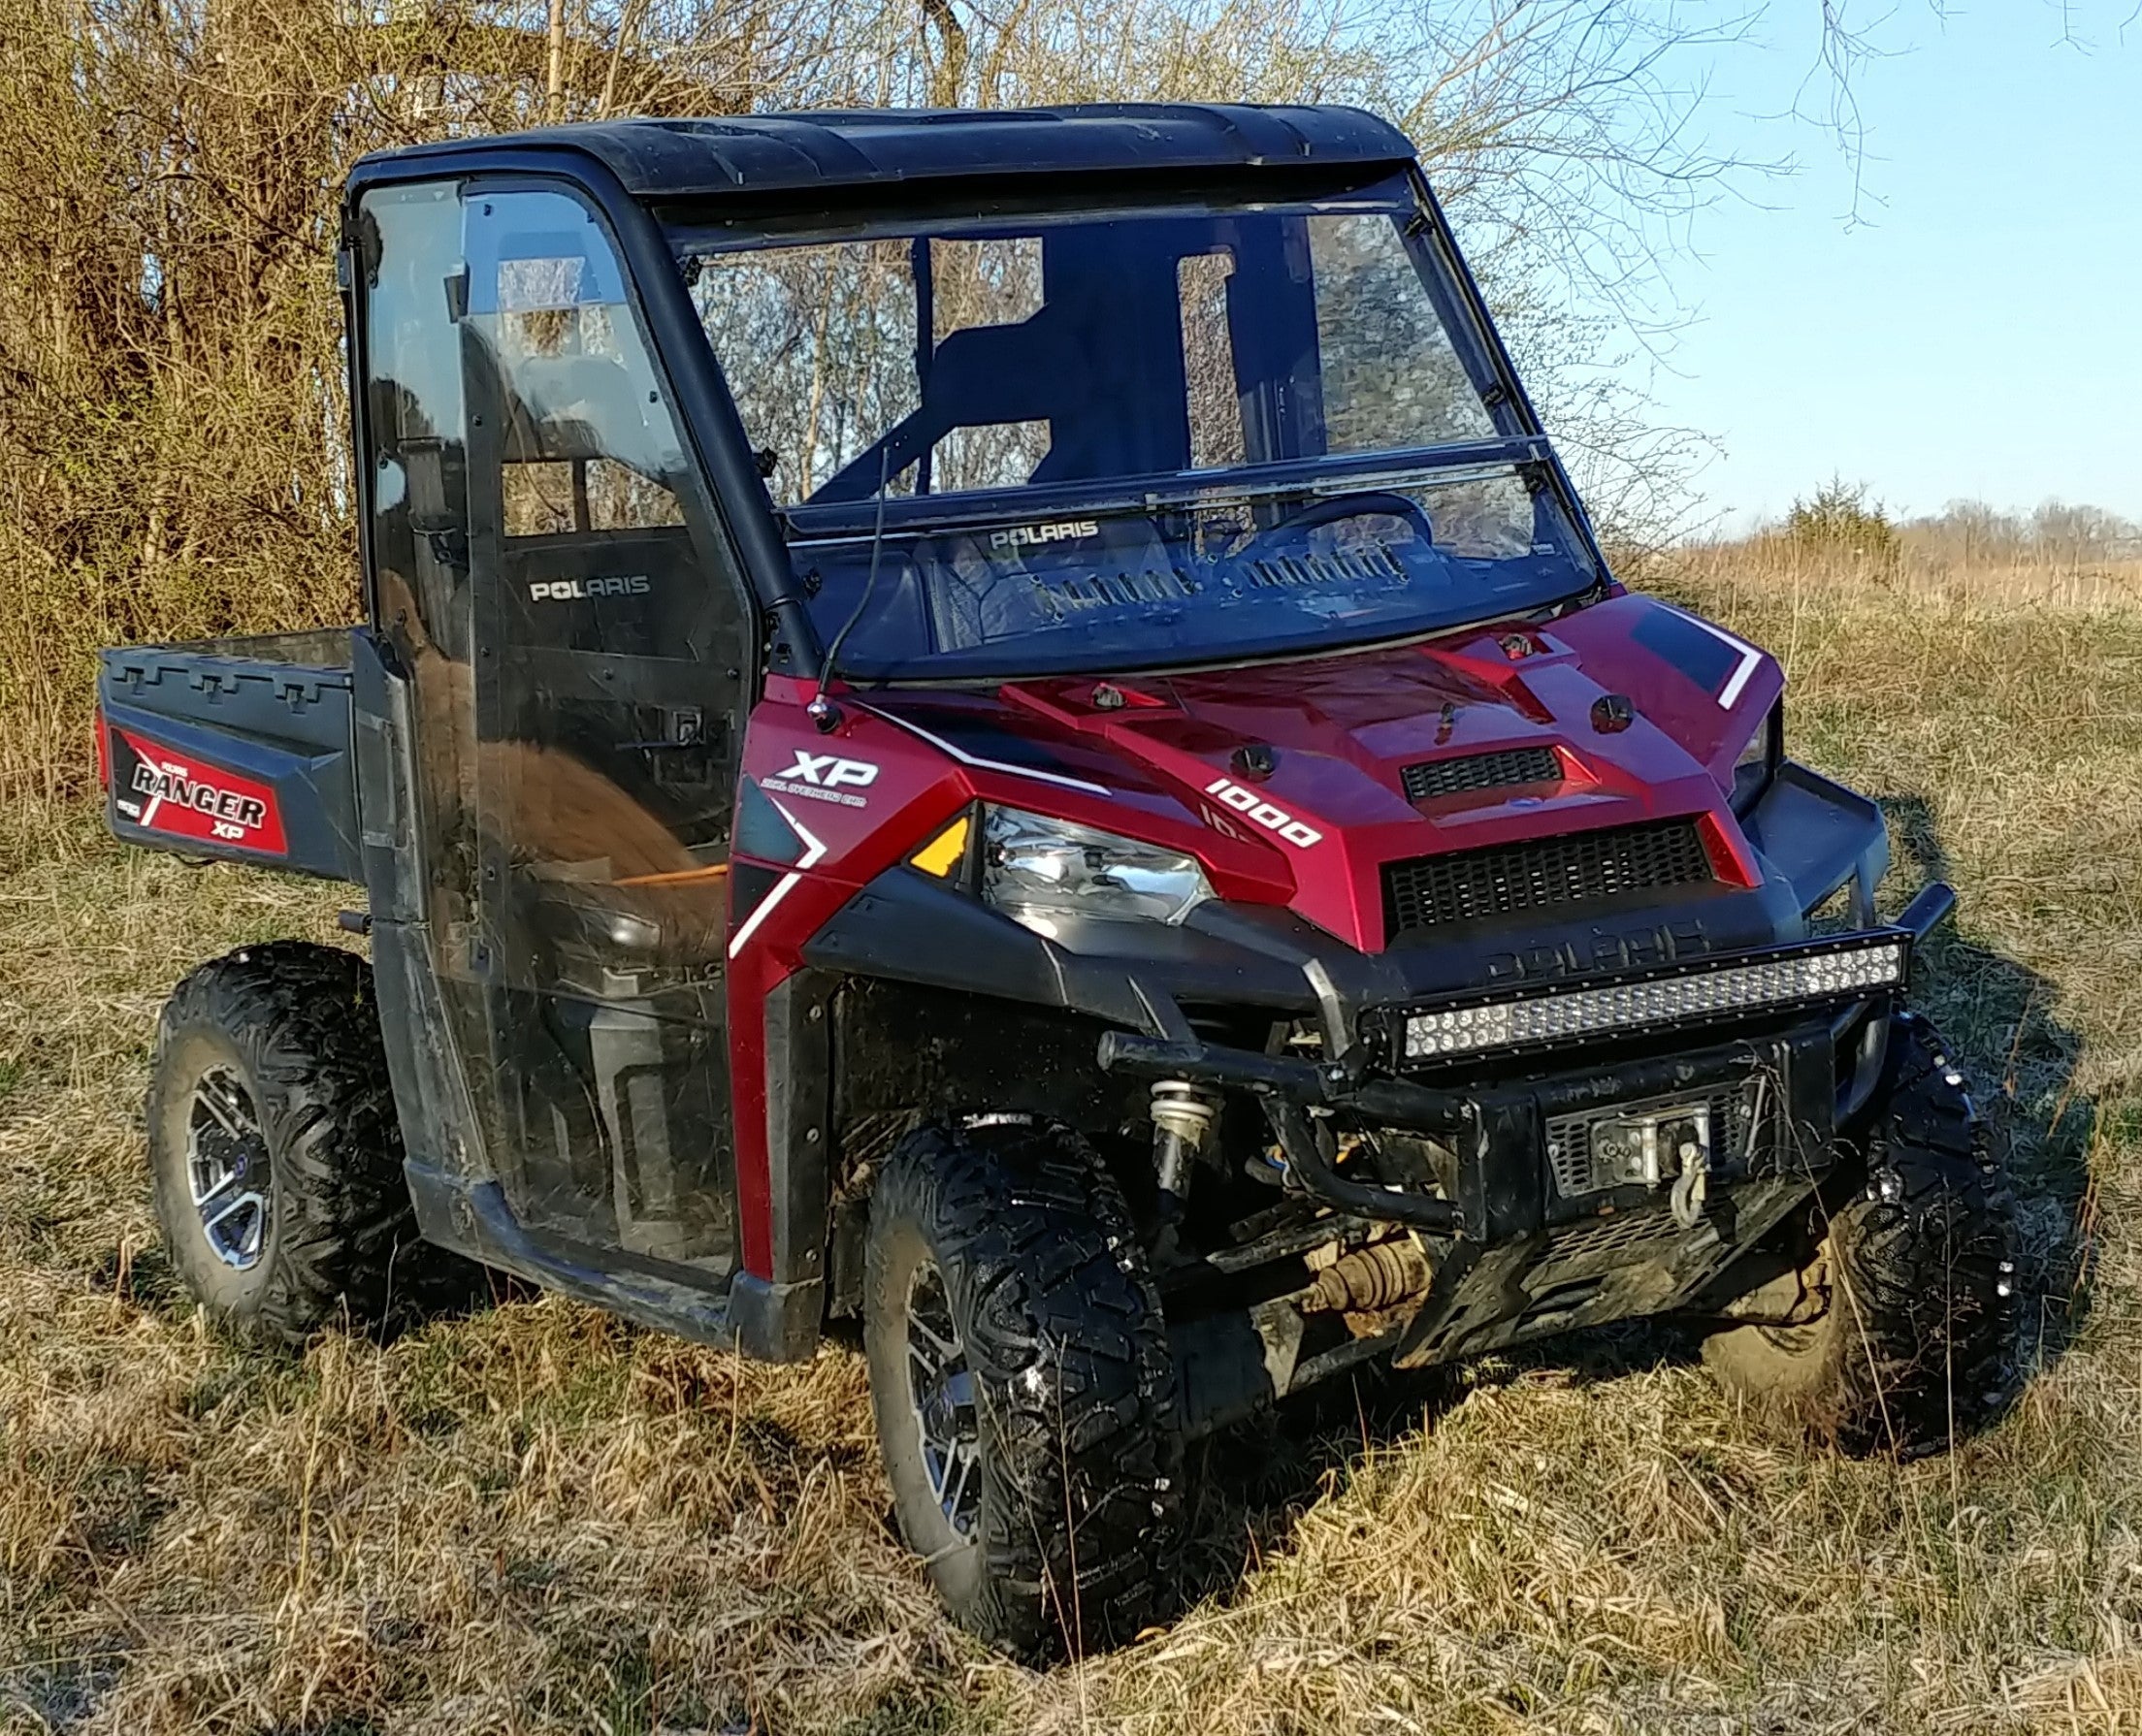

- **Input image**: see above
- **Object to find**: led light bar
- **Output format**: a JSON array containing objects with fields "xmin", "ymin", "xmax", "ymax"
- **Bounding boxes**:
[{"xmin": 1398, "ymin": 936, "xmax": 1909, "ymax": 1063}]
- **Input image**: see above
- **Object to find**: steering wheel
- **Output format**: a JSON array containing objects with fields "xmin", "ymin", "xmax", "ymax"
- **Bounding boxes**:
[{"xmin": 1237, "ymin": 489, "xmax": 1435, "ymax": 557}]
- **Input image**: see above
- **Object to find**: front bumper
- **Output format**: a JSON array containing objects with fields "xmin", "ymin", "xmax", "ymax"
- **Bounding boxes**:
[
  {"xmin": 1102, "ymin": 1002, "xmax": 1855, "ymax": 1227},
  {"xmin": 1100, "ymin": 884, "xmax": 1954, "ymax": 1364}
]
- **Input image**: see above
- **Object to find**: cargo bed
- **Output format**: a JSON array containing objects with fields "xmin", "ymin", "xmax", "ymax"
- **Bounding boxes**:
[{"xmin": 98, "ymin": 627, "xmax": 362, "ymax": 883}]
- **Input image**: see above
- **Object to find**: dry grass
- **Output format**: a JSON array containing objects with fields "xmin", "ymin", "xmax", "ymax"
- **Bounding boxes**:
[
  {"xmin": 4, "ymin": 553, "xmax": 2140, "ymax": 1734},
  {"xmin": 1675, "ymin": 536, "xmax": 2142, "ymax": 613}
]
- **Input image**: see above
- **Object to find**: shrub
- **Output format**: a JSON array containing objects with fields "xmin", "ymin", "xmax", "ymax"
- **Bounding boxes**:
[{"xmin": 1786, "ymin": 477, "xmax": 1901, "ymax": 568}]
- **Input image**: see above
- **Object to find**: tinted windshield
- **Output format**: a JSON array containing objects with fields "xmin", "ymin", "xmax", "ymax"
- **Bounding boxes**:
[{"xmin": 671, "ymin": 177, "xmax": 1596, "ymax": 678}]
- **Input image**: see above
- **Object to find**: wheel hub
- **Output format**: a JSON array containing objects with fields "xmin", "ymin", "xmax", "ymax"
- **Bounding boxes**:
[
  {"xmin": 186, "ymin": 1066, "xmax": 272, "ymax": 1270},
  {"xmin": 904, "ymin": 1261, "xmax": 981, "ymax": 1540}
]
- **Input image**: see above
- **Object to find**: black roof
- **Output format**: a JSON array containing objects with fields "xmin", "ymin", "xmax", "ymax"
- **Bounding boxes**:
[{"xmin": 353, "ymin": 103, "xmax": 1415, "ymax": 200}]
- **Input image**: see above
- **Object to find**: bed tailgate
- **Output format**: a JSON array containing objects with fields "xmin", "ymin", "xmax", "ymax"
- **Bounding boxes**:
[{"xmin": 97, "ymin": 628, "xmax": 364, "ymax": 883}]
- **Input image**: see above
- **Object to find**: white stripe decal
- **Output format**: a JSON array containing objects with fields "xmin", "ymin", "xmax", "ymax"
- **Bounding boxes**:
[
  {"xmin": 860, "ymin": 706, "xmax": 1114, "ymax": 797},
  {"xmin": 726, "ymin": 798, "xmax": 828, "ymax": 960},
  {"xmin": 1668, "ymin": 605, "xmax": 1765, "ymax": 710},
  {"xmin": 726, "ymin": 873, "xmax": 798, "ymax": 959},
  {"xmin": 770, "ymin": 797, "xmax": 828, "ymax": 869},
  {"xmin": 137, "ymin": 754, "xmax": 186, "ymax": 830}
]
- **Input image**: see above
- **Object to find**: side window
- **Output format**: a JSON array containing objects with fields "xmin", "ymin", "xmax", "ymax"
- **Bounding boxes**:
[
  {"xmin": 924, "ymin": 237, "xmax": 1052, "ymax": 492},
  {"xmin": 365, "ymin": 181, "xmax": 471, "ymax": 665},
  {"xmin": 503, "ymin": 455, "xmax": 685, "ymax": 537},
  {"xmin": 1178, "ymin": 249, "xmax": 1247, "ymax": 470},
  {"xmin": 490, "ymin": 251, "xmax": 689, "ymax": 541},
  {"xmin": 1308, "ymin": 212, "xmax": 1499, "ymax": 455},
  {"xmin": 690, "ymin": 241, "xmax": 923, "ymax": 505},
  {"xmin": 458, "ymin": 186, "xmax": 750, "ymax": 893},
  {"xmin": 362, "ymin": 181, "xmax": 478, "ymax": 948},
  {"xmin": 465, "ymin": 191, "xmax": 714, "ymax": 661}
]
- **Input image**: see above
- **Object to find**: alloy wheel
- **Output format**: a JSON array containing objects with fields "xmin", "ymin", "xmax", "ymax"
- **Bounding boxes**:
[
  {"xmin": 904, "ymin": 1259, "xmax": 982, "ymax": 1539},
  {"xmin": 186, "ymin": 1065, "xmax": 272, "ymax": 1270}
]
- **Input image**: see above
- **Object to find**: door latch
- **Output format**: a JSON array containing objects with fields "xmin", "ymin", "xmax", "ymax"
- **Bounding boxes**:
[{"xmin": 619, "ymin": 706, "xmax": 703, "ymax": 750}]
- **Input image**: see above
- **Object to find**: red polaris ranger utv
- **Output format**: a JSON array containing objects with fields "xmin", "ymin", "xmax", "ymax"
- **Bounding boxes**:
[{"xmin": 100, "ymin": 104, "xmax": 2018, "ymax": 1657}]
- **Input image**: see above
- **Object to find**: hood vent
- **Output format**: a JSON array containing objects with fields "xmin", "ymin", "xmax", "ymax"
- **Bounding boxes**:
[
  {"xmin": 1401, "ymin": 746, "xmax": 1561, "ymax": 804},
  {"xmin": 1383, "ymin": 817, "xmax": 1714, "ymax": 939}
]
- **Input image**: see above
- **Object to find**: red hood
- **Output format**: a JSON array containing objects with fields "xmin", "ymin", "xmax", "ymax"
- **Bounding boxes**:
[{"xmin": 870, "ymin": 593, "xmax": 1780, "ymax": 950}]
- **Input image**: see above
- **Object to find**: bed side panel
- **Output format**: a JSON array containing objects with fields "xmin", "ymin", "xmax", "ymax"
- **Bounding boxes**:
[{"xmin": 97, "ymin": 633, "xmax": 362, "ymax": 882}]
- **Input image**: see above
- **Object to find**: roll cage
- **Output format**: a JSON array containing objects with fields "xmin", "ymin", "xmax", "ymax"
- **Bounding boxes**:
[{"xmin": 340, "ymin": 105, "xmax": 1608, "ymax": 687}]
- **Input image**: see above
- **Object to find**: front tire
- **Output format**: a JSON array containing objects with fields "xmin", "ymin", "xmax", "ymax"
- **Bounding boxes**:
[
  {"xmin": 862, "ymin": 1120, "xmax": 1182, "ymax": 1659},
  {"xmin": 147, "ymin": 942, "xmax": 424, "ymax": 1346},
  {"xmin": 1703, "ymin": 1012, "xmax": 2020, "ymax": 1456}
]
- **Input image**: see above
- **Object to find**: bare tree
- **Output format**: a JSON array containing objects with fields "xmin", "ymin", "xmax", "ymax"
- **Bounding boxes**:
[
  {"xmin": 0, "ymin": 0, "xmax": 1787, "ymax": 812},
  {"xmin": 1805, "ymin": 0, "xmax": 2135, "ymax": 211}
]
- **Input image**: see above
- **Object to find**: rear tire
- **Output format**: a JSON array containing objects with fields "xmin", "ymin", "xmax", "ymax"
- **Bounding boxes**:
[
  {"xmin": 1702, "ymin": 1012, "xmax": 2020, "ymax": 1456},
  {"xmin": 147, "ymin": 942, "xmax": 428, "ymax": 1346},
  {"xmin": 862, "ymin": 1119, "xmax": 1182, "ymax": 1660}
]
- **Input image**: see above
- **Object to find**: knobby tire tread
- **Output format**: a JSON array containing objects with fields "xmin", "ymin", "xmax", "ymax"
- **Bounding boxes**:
[
  {"xmin": 872, "ymin": 1120, "xmax": 1182, "ymax": 1659},
  {"xmin": 1704, "ymin": 1012, "xmax": 2020, "ymax": 1457},
  {"xmin": 149, "ymin": 942, "xmax": 428, "ymax": 1346}
]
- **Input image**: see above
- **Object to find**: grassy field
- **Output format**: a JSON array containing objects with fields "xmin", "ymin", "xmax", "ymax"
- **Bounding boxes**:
[{"xmin": 4, "ymin": 555, "xmax": 2141, "ymax": 1734}]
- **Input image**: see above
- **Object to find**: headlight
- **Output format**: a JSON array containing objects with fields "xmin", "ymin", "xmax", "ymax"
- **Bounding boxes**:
[
  {"xmin": 1731, "ymin": 702, "xmax": 1782, "ymax": 815},
  {"xmin": 981, "ymin": 808, "xmax": 1214, "ymax": 935}
]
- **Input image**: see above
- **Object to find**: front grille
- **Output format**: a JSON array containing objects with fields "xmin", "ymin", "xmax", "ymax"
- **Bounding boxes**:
[
  {"xmin": 1381, "ymin": 818, "xmax": 1714, "ymax": 937},
  {"xmin": 1401, "ymin": 746, "xmax": 1561, "ymax": 804}
]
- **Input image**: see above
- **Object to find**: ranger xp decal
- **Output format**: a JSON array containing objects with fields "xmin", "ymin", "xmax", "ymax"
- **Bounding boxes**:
[{"xmin": 111, "ymin": 729, "xmax": 287, "ymax": 854}]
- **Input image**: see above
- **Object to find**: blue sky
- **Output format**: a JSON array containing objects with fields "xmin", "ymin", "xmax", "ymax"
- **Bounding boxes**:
[{"xmin": 1627, "ymin": 2, "xmax": 2140, "ymax": 528}]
